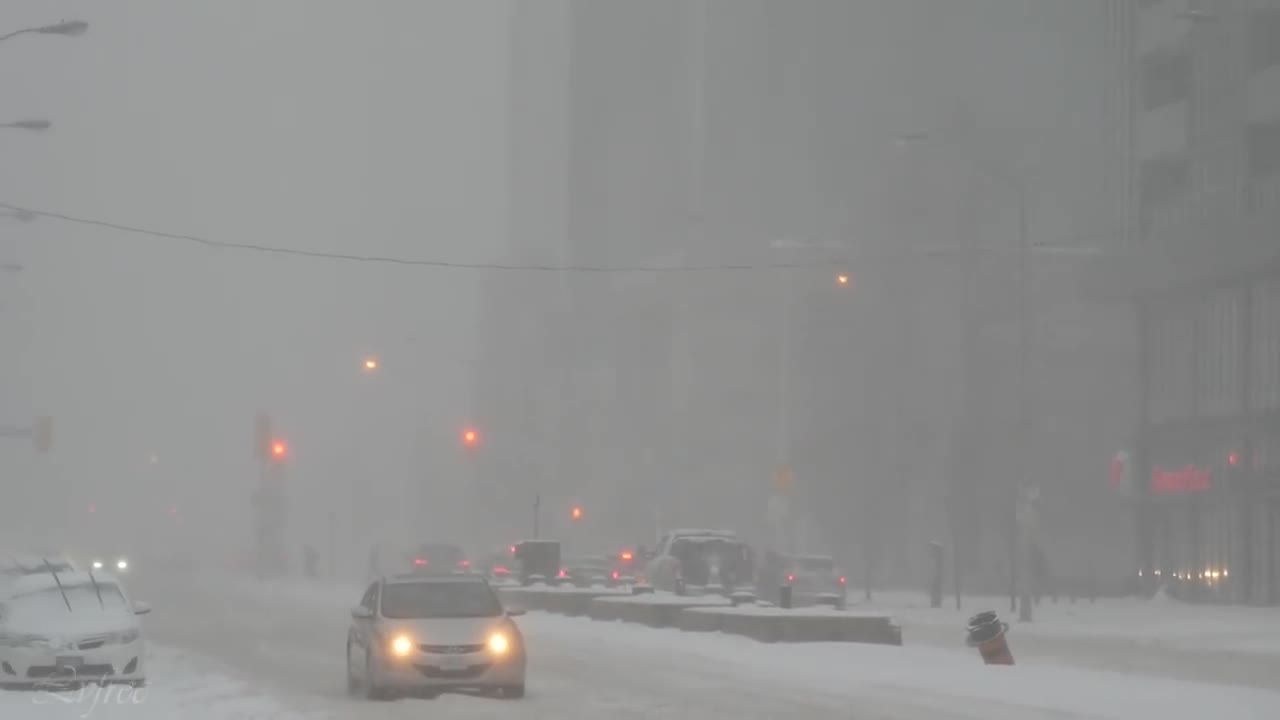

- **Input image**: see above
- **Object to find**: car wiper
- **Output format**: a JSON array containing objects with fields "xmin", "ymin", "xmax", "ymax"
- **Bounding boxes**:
[
  {"xmin": 42, "ymin": 558, "xmax": 72, "ymax": 612},
  {"xmin": 87, "ymin": 566, "xmax": 105, "ymax": 609}
]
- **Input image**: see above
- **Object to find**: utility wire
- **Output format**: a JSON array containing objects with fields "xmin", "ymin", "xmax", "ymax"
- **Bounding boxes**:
[
  {"xmin": 0, "ymin": 201, "xmax": 1100, "ymax": 272},
  {"xmin": 0, "ymin": 202, "xmax": 846, "ymax": 273}
]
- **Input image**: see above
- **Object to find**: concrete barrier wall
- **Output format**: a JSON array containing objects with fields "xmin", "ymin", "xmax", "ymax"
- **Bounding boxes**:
[
  {"xmin": 500, "ymin": 587, "xmax": 901, "ymax": 646},
  {"xmin": 680, "ymin": 608, "xmax": 902, "ymax": 646}
]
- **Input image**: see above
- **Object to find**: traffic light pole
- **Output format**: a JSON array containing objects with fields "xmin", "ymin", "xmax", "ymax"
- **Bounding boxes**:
[
  {"xmin": 1013, "ymin": 180, "xmax": 1034, "ymax": 623},
  {"xmin": 532, "ymin": 494, "xmax": 541, "ymax": 539}
]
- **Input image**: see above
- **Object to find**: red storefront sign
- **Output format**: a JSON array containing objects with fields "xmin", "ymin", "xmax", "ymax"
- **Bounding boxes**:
[{"xmin": 1150, "ymin": 465, "xmax": 1213, "ymax": 495}]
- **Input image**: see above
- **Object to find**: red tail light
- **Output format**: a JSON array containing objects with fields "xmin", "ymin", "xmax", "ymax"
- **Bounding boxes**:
[
  {"xmin": 509, "ymin": 545, "xmax": 516, "ymax": 555},
  {"xmin": 838, "ymin": 576, "xmax": 847, "ymax": 585},
  {"xmin": 558, "ymin": 568, "xmax": 568, "ymax": 578},
  {"xmin": 611, "ymin": 570, "xmax": 620, "ymax": 580},
  {"xmin": 493, "ymin": 565, "xmax": 509, "ymax": 575},
  {"xmin": 413, "ymin": 557, "xmax": 427, "ymax": 567},
  {"xmin": 620, "ymin": 550, "xmax": 633, "ymax": 562},
  {"xmin": 786, "ymin": 574, "xmax": 796, "ymax": 584},
  {"xmin": 458, "ymin": 559, "xmax": 471, "ymax": 568}
]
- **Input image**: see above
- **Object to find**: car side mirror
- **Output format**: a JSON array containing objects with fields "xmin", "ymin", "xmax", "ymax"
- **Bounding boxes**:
[
  {"xmin": 505, "ymin": 606, "xmax": 527, "ymax": 617},
  {"xmin": 351, "ymin": 606, "xmax": 373, "ymax": 620},
  {"xmin": 132, "ymin": 601, "xmax": 152, "ymax": 615}
]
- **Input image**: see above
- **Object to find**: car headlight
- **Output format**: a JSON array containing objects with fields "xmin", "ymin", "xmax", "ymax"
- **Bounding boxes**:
[
  {"xmin": 108, "ymin": 629, "xmax": 140, "ymax": 645},
  {"xmin": 389, "ymin": 635, "xmax": 414, "ymax": 658},
  {"xmin": 0, "ymin": 634, "xmax": 53, "ymax": 649},
  {"xmin": 487, "ymin": 632, "xmax": 510, "ymax": 655},
  {"xmin": 92, "ymin": 560, "xmax": 104, "ymax": 570},
  {"xmin": 116, "ymin": 559, "xmax": 129, "ymax": 571}
]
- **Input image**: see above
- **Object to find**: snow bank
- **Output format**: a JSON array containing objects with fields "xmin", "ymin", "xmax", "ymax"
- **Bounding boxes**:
[
  {"xmin": 0, "ymin": 646, "xmax": 312, "ymax": 720},
  {"xmin": 529, "ymin": 613, "xmax": 1280, "ymax": 719},
  {"xmin": 853, "ymin": 590, "xmax": 1280, "ymax": 657}
]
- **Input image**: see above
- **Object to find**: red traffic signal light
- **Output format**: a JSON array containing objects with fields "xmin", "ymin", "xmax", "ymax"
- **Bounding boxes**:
[
  {"xmin": 571, "ymin": 506, "xmax": 583, "ymax": 521},
  {"xmin": 270, "ymin": 439, "xmax": 288, "ymax": 461},
  {"xmin": 462, "ymin": 427, "xmax": 481, "ymax": 448},
  {"xmin": 1228, "ymin": 451, "xmax": 1241, "ymax": 467}
]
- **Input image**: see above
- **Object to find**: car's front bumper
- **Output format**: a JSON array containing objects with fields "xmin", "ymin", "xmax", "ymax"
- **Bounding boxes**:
[
  {"xmin": 0, "ymin": 641, "xmax": 145, "ymax": 688},
  {"xmin": 373, "ymin": 647, "xmax": 524, "ymax": 690}
]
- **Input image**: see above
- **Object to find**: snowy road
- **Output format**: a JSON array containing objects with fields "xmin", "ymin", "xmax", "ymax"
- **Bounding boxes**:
[{"xmin": 106, "ymin": 574, "xmax": 1280, "ymax": 719}]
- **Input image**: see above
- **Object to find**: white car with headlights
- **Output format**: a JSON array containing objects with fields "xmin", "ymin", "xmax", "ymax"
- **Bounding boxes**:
[
  {"xmin": 0, "ymin": 571, "xmax": 150, "ymax": 688},
  {"xmin": 346, "ymin": 573, "xmax": 526, "ymax": 699}
]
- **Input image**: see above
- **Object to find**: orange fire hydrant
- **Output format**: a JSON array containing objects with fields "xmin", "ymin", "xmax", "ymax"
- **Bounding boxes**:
[{"xmin": 966, "ymin": 611, "xmax": 1014, "ymax": 665}]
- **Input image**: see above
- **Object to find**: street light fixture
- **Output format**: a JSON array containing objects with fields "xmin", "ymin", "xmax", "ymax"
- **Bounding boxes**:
[
  {"xmin": 362, "ymin": 356, "xmax": 379, "ymax": 372},
  {"xmin": 0, "ymin": 20, "xmax": 88, "ymax": 44}
]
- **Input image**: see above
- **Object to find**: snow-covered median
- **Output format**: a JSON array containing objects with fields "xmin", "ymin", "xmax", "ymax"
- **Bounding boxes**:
[{"xmin": 0, "ymin": 646, "xmax": 313, "ymax": 720}]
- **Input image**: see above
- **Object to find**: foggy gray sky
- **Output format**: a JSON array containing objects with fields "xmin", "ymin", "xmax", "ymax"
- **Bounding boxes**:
[
  {"xmin": 2, "ymin": 1, "xmax": 1125, "ymax": 580},
  {"xmin": 3, "ymin": 0, "xmax": 510, "ymax": 546}
]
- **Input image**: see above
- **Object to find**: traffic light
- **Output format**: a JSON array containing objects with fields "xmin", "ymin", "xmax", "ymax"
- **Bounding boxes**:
[
  {"xmin": 835, "ymin": 272, "xmax": 851, "ymax": 288},
  {"xmin": 270, "ymin": 439, "xmax": 289, "ymax": 462},
  {"xmin": 571, "ymin": 505, "xmax": 583, "ymax": 521},
  {"xmin": 462, "ymin": 427, "xmax": 481, "ymax": 449}
]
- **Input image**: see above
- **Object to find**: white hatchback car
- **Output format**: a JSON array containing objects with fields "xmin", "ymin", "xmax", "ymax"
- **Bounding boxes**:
[
  {"xmin": 0, "ymin": 571, "xmax": 150, "ymax": 689},
  {"xmin": 346, "ymin": 573, "xmax": 526, "ymax": 699}
]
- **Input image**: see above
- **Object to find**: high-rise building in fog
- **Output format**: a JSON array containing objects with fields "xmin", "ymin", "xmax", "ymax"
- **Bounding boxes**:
[
  {"xmin": 1095, "ymin": 0, "xmax": 1280, "ymax": 604},
  {"xmin": 484, "ymin": 1, "xmax": 1135, "ymax": 593}
]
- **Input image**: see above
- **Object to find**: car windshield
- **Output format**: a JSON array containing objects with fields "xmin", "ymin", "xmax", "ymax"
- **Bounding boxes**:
[
  {"xmin": 380, "ymin": 581, "xmax": 501, "ymax": 619},
  {"xmin": 5, "ymin": 583, "xmax": 129, "ymax": 625},
  {"xmin": 794, "ymin": 557, "xmax": 835, "ymax": 573}
]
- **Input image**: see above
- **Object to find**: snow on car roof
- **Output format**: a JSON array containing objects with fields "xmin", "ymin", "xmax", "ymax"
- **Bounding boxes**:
[
  {"xmin": 1, "ymin": 570, "xmax": 120, "ymax": 598},
  {"xmin": 668, "ymin": 529, "xmax": 736, "ymax": 537},
  {"xmin": 384, "ymin": 572, "xmax": 487, "ymax": 585},
  {"xmin": 2, "ymin": 553, "xmax": 75, "ymax": 570}
]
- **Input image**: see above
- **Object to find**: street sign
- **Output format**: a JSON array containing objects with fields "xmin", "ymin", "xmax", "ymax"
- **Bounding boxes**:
[
  {"xmin": 773, "ymin": 466, "xmax": 794, "ymax": 491},
  {"xmin": 254, "ymin": 413, "xmax": 272, "ymax": 461},
  {"xmin": 1110, "ymin": 451, "xmax": 1134, "ymax": 496},
  {"xmin": 32, "ymin": 416, "xmax": 52, "ymax": 453},
  {"xmin": 1015, "ymin": 486, "xmax": 1040, "ymax": 533}
]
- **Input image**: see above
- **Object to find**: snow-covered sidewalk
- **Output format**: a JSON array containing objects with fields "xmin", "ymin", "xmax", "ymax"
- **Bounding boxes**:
[
  {"xmin": 543, "ymin": 612, "xmax": 1280, "ymax": 719},
  {"xmin": 0, "ymin": 646, "xmax": 315, "ymax": 720},
  {"xmin": 852, "ymin": 589, "xmax": 1280, "ymax": 653}
]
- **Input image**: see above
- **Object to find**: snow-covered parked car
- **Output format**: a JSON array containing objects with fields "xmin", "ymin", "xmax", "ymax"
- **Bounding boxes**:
[
  {"xmin": 0, "ymin": 570, "xmax": 150, "ymax": 689},
  {"xmin": 0, "ymin": 554, "xmax": 78, "ymax": 593}
]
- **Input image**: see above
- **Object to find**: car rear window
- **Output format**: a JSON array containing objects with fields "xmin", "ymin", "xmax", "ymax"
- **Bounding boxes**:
[{"xmin": 794, "ymin": 557, "xmax": 835, "ymax": 572}]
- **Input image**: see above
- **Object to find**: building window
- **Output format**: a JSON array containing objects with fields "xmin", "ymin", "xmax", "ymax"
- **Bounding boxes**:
[
  {"xmin": 1251, "ymin": 10, "xmax": 1280, "ymax": 72},
  {"xmin": 1141, "ymin": 153, "xmax": 1189, "ymax": 210},
  {"xmin": 1148, "ymin": 301, "xmax": 1196, "ymax": 423},
  {"xmin": 1142, "ymin": 50, "xmax": 1191, "ymax": 111},
  {"xmin": 1248, "ymin": 121, "xmax": 1280, "ymax": 182},
  {"xmin": 1196, "ymin": 289, "xmax": 1243, "ymax": 418},
  {"xmin": 1252, "ymin": 282, "xmax": 1280, "ymax": 412}
]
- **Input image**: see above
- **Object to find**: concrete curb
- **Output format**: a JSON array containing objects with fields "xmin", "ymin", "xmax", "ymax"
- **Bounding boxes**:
[{"xmin": 502, "ymin": 587, "xmax": 900, "ymax": 646}]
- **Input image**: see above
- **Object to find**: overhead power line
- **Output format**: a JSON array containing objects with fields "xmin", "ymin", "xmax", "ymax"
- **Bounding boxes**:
[
  {"xmin": 0, "ymin": 202, "xmax": 846, "ymax": 273},
  {"xmin": 1, "ymin": 201, "xmax": 1103, "ymax": 272}
]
